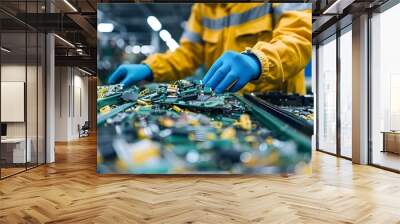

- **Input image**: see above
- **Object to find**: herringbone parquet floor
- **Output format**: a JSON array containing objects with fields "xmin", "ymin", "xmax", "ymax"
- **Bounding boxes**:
[{"xmin": 1, "ymin": 134, "xmax": 400, "ymax": 224}]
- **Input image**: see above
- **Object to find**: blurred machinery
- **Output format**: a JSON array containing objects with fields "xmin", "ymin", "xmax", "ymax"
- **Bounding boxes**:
[
  {"xmin": 245, "ymin": 92, "xmax": 314, "ymax": 136},
  {"xmin": 97, "ymin": 80, "xmax": 311, "ymax": 174},
  {"xmin": 97, "ymin": 4, "xmax": 192, "ymax": 84}
]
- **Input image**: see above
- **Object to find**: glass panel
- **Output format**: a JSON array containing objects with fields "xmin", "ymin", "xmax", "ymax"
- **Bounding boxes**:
[
  {"xmin": 371, "ymin": 4, "xmax": 400, "ymax": 171},
  {"xmin": 26, "ymin": 0, "xmax": 39, "ymax": 169},
  {"xmin": 317, "ymin": 36, "xmax": 337, "ymax": 154},
  {"xmin": 0, "ymin": 1, "xmax": 46, "ymax": 178},
  {"xmin": 38, "ymin": 32, "xmax": 45, "ymax": 165},
  {"xmin": 1, "ymin": 29, "xmax": 27, "ymax": 177},
  {"xmin": 339, "ymin": 28, "xmax": 352, "ymax": 158},
  {"xmin": 27, "ymin": 31, "xmax": 38, "ymax": 169}
]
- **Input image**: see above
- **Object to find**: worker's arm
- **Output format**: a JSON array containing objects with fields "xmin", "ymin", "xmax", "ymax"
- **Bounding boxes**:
[
  {"xmin": 250, "ymin": 3, "xmax": 312, "ymax": 85},
  {"xmin": 142, "ymin": 4, "xmax": 204, "ymax": 82},
  {"xmin": 203, "ymin": 3, "xmax": 311, "ymax": 93}
]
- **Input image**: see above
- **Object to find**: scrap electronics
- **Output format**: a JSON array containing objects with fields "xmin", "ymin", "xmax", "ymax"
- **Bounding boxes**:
[{"xmin": 97, "ymin": 80, "xmax": 312, "ymax": 174}]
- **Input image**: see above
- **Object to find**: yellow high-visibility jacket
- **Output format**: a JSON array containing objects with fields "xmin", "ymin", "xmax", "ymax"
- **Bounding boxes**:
[{"xmin": 143, "ymin": 3, "xmax": 312, "ymax": 94}]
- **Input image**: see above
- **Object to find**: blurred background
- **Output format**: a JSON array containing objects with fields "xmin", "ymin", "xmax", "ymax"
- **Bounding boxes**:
[
  {"xmin": 97, "ymin": 3, "xmax": 312, "ymax": 92},
  {"xmin": 97, "ymin": 3, "xmax": 194, "ymax": 84}
]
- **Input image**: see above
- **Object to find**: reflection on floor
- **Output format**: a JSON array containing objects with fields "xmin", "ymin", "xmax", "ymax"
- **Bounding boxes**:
[
  {"xmin": 0, "ymin": 135, "xmax": 400, "ymax": 223},
  {"xmin": 0, "ymin": 167, "xmax": 25, "ymax": 177},
  {"xmin": 373, "ymin": 150, "xmax": 400, "ymax": 171},
  {"xmin": 0, "ymin": 163, "xmax": 43, "ymax": 179}
]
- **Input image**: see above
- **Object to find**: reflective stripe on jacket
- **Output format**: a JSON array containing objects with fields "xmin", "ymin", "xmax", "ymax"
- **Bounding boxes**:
[{"xmin": 143, "ymin": 3, "xmax": 312, "ymax": 94}]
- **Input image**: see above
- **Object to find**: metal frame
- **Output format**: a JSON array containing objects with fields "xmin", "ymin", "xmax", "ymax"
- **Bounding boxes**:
[
  {"xmin": 25, "ymin": 1, "xmax": 28, "ymax": 172},
  {"xmin": 367, "ymin": 10, "xmax": 373, "ymax": 166},
  {"xmin": 336, "ymin": 22, "xmax": 341, "ymax": 157},
  {"xmin": 0, "ymin": 13, "xmax": 2, "ymax": 179},
  {"xmin": 315, "ymin": 45, "xmax": 319, "ymax": 151}
]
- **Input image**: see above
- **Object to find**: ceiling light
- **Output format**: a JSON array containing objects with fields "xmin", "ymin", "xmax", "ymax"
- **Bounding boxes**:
[
  {"xmin": 98, "ymin": 23, "xmax": 114, "ymax": 33},
  {"xmin": 159, "ymin": 29, "xmax": 172, "ymax": 42},
  {"xmin": 76, "ymin": 49, "xmax": 84, "ymax": 55},
  {"xmin": 166, "ymin": 39, "xmax": 179, "ymax": 51},
  {"xmin": 140, "ymin": 45, "xmax": 154, "ymax": 55},
  {"xmin": 323, "ymin": 0, "xmax": 354, "ymax": 15},
  {"xmin": 78, "ymin": 67, "xmax": 93, "ymax": 76},
  {"xmin": 116, "ymin": 38, "xmax": 125, "ymax": 48},
  {"xmin": 132, "ymin": 45, "xmax": 141, "ymax": 54},
  {"xmin": 63, "ymin": 0, "xmax": 78, "ymax": 12},
  {"xmin": 1, "ymin": 47, "xmax": 11, "ymax": 53},
  {"xmin": 147, "ymin": 16, "xmax": 162, "ymax": 31},
  {"xmin": 125, "ymin": 45, "xmax": 132, "ymax": 54},
  {"xmin": 54, "ymin": 34, "xmax": 75, "ymax": 48}
]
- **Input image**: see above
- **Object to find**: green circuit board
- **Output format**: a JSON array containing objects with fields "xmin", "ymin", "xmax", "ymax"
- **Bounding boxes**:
[{"xmin": 97, "ymin": 80, "xmax": 311, "ymax": 174}]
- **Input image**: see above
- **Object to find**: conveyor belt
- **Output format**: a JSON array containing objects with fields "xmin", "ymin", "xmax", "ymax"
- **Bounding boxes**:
[{"xmin": 244, "ymin": 93, "xmax": 314, "ymax": 137}]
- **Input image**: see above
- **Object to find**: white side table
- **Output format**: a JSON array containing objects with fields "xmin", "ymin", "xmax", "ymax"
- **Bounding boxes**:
[{"xmin": 1, "ymin": 138, "xmax": 31, "ymax": 163}]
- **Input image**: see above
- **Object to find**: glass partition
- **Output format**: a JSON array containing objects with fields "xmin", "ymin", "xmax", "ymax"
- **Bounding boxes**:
[
  {"xmin": 339, "ymin": 27, "xmax": 352, "ymax": 158},
  {"xmin": 0, "ymin": 1, "xmax": 46, "ymax": 179},
  {"xmin": 26, "ymin": 0, "xmax": 46, "ymax": 169},
  {"xmin": 370, "ymin": 3, "xmax": 400, "ymax": 171},
  {"xmin": 1, "ymin": 28, "xmax": 28, "ymax": 178},
  {"xmin": 38, "ymin": 32, "xmax": 45, "ymax": 165},
  {"xmin": 317, "ymin": 35, "xmax": 337, "ymax": 154},
  {"xmin": 27, "ymin": 30, "xmax": 38, "ymax": 169}
]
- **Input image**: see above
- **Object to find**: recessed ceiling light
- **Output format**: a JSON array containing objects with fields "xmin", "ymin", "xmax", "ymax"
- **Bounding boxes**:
[
  {"xmin": 63, "ymin": 0, "xmax": 78, "ymax": 12},
  {"xmin": 78, "ymin": 67, "xmax": 93, "ymax": 76},
  {"xmin": 1, "ymin": 47, "xmax": 11, "ymax": 53},
  {"xmin": 147, "ymin": 16, "xmax": 162, "ymax": 31},
  {"xmin": 98, "ymin": 23, "xmax": 114, "ymax": 33},
  {"xmin": 54, "ymin": 34, "xmax": 75, "ymax": 48}
]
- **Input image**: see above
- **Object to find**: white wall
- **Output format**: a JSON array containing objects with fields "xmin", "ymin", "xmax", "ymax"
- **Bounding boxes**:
[
  {"xmin": 72, "ymin": 73, "xmax": 89, "ymax": 138},
  {"xmin": 54, "ymin": 67, "xmax": 89, "ymax": 141},
  {"xmin": 54, "ymin": 66, "xmax": 69, "ymax": 141}
]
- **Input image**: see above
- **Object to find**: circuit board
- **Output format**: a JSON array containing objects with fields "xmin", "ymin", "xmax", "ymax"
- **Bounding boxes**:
[{"xmin": 97, "ymin": 80, "xmax": 311, "ymax": 174}]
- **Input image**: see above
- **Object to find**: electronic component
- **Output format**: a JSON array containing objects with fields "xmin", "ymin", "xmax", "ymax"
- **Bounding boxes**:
[
  {"xmin": 97, "ymin": 84, "xmax": 124, "ymax": 98},
  {"xmin": 97, "ymin": 80, "xmax": 311, "ymax": 174}
]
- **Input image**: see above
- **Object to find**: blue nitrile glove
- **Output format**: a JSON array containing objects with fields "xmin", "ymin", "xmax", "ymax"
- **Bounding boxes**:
[
  {"xmin": 203, "ymin": 51, "xmax": 261, "ymax": 93},
  {"xmin": 108, "ymin": 64, "xmax": 153, "ymax": 88}
]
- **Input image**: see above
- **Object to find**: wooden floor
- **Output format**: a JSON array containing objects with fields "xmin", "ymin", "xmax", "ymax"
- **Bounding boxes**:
[{"xmin": 1, "ymin": 135, "xmax": 400, "ymax": 224}]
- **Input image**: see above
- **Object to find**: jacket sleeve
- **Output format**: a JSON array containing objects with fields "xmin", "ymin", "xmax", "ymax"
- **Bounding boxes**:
[
  {"xmin": 143, "ymin": 4, "xmax": 204, "ymax": 82},
  {"xmin": 250, "ymin": 3, "xmax": 312, "ymax": 85}
]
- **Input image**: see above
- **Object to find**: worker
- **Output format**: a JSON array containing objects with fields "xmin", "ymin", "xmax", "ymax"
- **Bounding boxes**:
[{"xmin": 108, "ymin": 3, "xmax": 312, "ymax": 94}]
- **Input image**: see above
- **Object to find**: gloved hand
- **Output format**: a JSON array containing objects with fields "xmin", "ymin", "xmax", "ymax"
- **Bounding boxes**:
[
  {"xmin": 203, "ymin": 51, "xmax": 261, "ymax": 93},
  {"xmin": 108, "ymin": 64, "xmax": 153, "ymax": 87}
]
